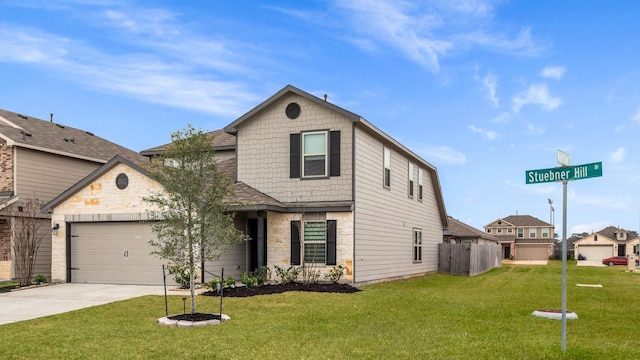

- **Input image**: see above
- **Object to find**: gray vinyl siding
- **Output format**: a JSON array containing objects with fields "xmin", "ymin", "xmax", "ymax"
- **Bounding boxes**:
[
  {"xmin": 31, "ymin": 218, "xmax": 51, "ymax": 279},
  {"xmin": 15, "ymin": 147, "xmax": 100, "ymax": 201},
  {"xmin": 353, "ymin": 125, "xmax": 442, "ymax": 283},
  {"xmin": 235, "ymin": 93, "xmax": 353, "ymax": 203}
]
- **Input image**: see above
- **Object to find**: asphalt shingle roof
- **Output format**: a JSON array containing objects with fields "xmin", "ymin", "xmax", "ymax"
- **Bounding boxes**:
[
  {"xmin": 0, "ymin": 109, "xmax": 147, "ymax": 165},
  {"xmin": 446, "ymin": 216, "xmax": 498, "ymax": 242},
  {"xmin": 140, "ymin": 129, "xmax": 236, "ymax": 156}
]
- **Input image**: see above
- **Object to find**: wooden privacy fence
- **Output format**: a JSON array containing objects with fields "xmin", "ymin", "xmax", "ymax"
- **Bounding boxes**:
[{"xmin": 438, "ymin": 243, "xmax": 501, "ymax": 276}]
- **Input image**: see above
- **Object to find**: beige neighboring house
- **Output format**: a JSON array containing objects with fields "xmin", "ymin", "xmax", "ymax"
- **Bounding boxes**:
[
  {"xmin": 43, "ymin": 84, "xmax": 448, "ymax": 286},
  {"xmin": 573, "ymin": 226, "xmax": 639, "ymax": 262},
  {"xmin": 0, "ymin": 109, "xmax": 147, "ymax": 281},
  {"xmin": 484, "ymin": 215, "xmax": 554, "ymax": 261},
  {"xmin": 444, "ymin": 216, "xmax": 498, "ymax": 245},
  {"xmin": 139, "ymin": 128, "xmax": 237, "ymax": 162}
]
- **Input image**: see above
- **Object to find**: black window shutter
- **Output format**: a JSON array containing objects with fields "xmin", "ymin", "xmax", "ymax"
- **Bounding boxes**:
[
  {"xmin": 291, "ymin": 221, "xmax": 301, "ymax": 265},
  {"xmin": 290, "ymin": 133, "xmax": 301, "ymax": 178},
  {"xmin": 326, "ymin": 220, "xmax": 337, "ymax": 265},
  {"xmin": 329, "ymin": 131, "xmax": 340, "ymax": 176}
]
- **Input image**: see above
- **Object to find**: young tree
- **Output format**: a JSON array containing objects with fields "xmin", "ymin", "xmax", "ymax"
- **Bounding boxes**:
[
  {"xmin": 11, "ymin": 197, "xmax": 46, "ymax": 287},
  {"xmin": 144, "ymin": 125, "xmax": 246, "ymax": 314}
]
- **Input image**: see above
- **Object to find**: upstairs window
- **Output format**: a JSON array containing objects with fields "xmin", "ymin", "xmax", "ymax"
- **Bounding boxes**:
[
  {"xmin": 529, "ymin": 228, "xmax": 536, "ymax": 238},
  {"xmin": 487, "ymin": 229, "xmax": 492, "ymax": 233},
  {"xmin": 408, "ymin": 162, "xmax": 414, "ymax": 198},
  {"xmin": 497, "ymin": 228, "xmax": 502, "ymax": 234},
  {"xmin": 542, "ymin": 228, "xmax": 549, "ymax": 238},
  {"xmin": 383, "ymin": 147, "xmax": 391, "ymax": 188},
  {"xmin": 418, "ymin": 168, "xmax": 423, "ymax": 201},
  {"xmin": 302, "ymin": 131, "xmax": 327, "ymax": 177},
  {"xmin": 290, "ymin": 131, "xmax": 340, "ymax": 179},
  {"xmin": 517, "ymin": 228, "xmax": 524, "ymax": 238}
]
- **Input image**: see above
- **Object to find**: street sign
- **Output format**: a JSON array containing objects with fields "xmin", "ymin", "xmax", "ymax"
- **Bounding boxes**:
[
  {"xmin": 557, "ymin": 149, "xmax": 570, "ymax": 166},
  {"xmin": 525, "ymin": 162, "xmax": 602, "ymax": 184}
]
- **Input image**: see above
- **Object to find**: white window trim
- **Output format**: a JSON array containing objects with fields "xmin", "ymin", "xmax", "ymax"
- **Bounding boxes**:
[
  {"xmin": 408, "ymin": 162, "xmax": 414, "ymax": 198},
  {"xmin": 383, "ymin": 147, "xmax": 391, "ymax": 188},
  {"xmin": 418, "ymin": 168, "xmax": 423, "ymax": 201},
  {"xmin": 413, "ymin": 228, "xmax": 422, "ymax": 263},
  {"xmin": 302, "ymin": 131, "xmax": 328, "ymax": 178}
]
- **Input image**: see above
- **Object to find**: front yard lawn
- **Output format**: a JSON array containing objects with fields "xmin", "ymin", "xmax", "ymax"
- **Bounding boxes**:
[{"xmin": 0, "ymin": 261, "xmax": 638, "ymax": 359}]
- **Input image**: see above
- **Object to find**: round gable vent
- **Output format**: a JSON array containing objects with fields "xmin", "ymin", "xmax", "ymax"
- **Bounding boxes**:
[
  {"xmin": 286, "ymin": 102, "xmax": 301, "ymax": 119},
  {"xmin": 116, "ymin": 173, "xmax": 129, "ymax": 190}
]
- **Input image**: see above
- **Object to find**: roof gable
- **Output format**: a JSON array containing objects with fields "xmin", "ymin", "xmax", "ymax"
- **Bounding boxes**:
[{"xmin": 41, "ymin": 155, "xmax": 149, "ymax": 213}]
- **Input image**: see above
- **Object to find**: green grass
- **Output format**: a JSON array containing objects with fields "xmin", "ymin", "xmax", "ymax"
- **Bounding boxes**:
[
  {"xmin": 0, "ymin": 281, "xmax": 18, "ymax": 289},
  {"xmin": 1, "ymin": 261, "xmax": 639, "ymax": 359}
]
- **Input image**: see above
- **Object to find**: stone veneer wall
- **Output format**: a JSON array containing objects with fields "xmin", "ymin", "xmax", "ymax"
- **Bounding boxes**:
[
  {"xmin": 0, "ymin": 141, "xmax": 13, "ymax": 193},
  {"xmin": 0, "ymin": 219, "xmax": 11, "ymax": 278},
  {"xmin": 266, "ymin": 211, "xmax": 354, "ymax": 283}
]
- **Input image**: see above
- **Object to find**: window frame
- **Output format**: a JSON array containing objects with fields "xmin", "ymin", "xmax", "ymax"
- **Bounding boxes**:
[
  {"xmin": 413, "ymin": 228, "xmax": 422, "ymax": 263},
  {"xmin": 408, "ymin": 162, "xmax": 414, "ymax": 198},
  {"xmin": 529, "ymin": 228, "xmax": 536, "ymax": 238},
  {"xmin": 417, "ymin": 168, "xmax": 423, "ymax": 201},
  {"xmin": 302, "ymin": 131, "xmax": 329, "ymax": 178},
  {"xmin": 542, "ymin": 227, "xmax": 549, "ymax": 238},
  {"xmin": 383, "ymin": 147, "xmax": 391, "ymax": 188},
  {"xmin": 303, "ymin": 220, "xmax": 327, "ymax": 264},
  {"xmin": 517, "ymin": 228, "xmax": 524, "ymax": 238}
]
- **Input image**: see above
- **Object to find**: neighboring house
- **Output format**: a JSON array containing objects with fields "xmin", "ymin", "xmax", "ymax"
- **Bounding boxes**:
[
  {"xmin": 43, "ymin": 84, "xmax": 448, "ymax": 285},
  {"xmin": 484, "ymin": 215, "xmax": 554, "ymax": 261},
  {"xmin": 0, "ymin": 109, "xmax": 147, "ymax": 281},
  {"xmin": 573, "ymin": 226, "xmax": 639, "ymax": 262},
  {"xmin": 444, "ymin": 216, "xmax": 499, "ymax": 245},
  {"xmin": 139, "ymin": 128, "xmax": 237, "ymax": 162}
]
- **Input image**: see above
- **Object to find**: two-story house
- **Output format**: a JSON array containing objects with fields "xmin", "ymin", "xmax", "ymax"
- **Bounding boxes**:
[
  {"xmin": 573, "ymin": 226, "xmax": 639, "ymax": 262},
  {"xmin": 484, "ymin": 215, "xmax": 554, "ymax": 261},
  {"xmin": 43, "ymin": 85, "xmax": 448, "ymax": 285},
  {"xmin": 0, "ymin": 109, "xmax": 147, "ymax": 281}
]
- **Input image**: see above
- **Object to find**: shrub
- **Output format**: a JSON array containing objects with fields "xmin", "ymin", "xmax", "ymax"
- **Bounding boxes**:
[
  {"xmin": 241, "ymin": 272, "xmax": 259, "ymax": 287},
  {"xmin": 323, "ymin": 265, "xmax": 345, "ymax": 283},
  {"xmin": 206, "ymin": 278, "xmax": 223, "ymax": 292},
  {"xmin": 274, "ymin": 265, "xmax": 301, "ymax": 284},
  {"xmin": 33, "ymin": 273, "xmax": 47, "ymax": 285},
  {"xmin": 224, "ymin": 275, "xmax": 236, "ymax": 288},
  {"xmin": 168, "ymin": 265, "xmax": 197, "ymax": 289}
]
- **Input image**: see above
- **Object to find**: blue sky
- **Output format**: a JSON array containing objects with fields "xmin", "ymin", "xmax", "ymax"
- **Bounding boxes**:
[{"xmin": 1, "ymin": 0, "xmax": 639, "ymax": 237}]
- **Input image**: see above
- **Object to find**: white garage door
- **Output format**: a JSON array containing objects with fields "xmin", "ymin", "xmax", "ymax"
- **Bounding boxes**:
[
  {"xmin": 577, "ymin": 245, "xmax": 613, "ymax": 262},
  {"xmin": 515, "ymin": 244, "xmax": 549, "ymax": 261},
  {"xmin": 70, "ymin": 222, "xmax": 170, "ymax": 285}
]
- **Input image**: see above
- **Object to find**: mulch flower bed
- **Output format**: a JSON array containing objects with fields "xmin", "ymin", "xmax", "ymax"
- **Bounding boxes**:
[{"xmin": 202, "ymin": 282, "xmax": 361, "ymax": 298}]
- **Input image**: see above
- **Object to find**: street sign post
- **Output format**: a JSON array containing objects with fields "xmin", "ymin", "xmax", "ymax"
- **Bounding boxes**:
[{"xmin": 525, "ymin": 153, "xmax": 602, "ymax": 352}]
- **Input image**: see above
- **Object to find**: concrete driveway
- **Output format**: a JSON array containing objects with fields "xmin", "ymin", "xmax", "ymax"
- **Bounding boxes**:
[{"xmin": 0, "ymin": 283, "xmax": 166, "ymax": 325}]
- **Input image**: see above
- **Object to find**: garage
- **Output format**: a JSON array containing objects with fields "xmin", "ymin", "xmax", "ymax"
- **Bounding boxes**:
[
  {"xmin": 515, "ymin": 244, "xmax": 549, "ymax": 261},
  {"xmin": 576, "ymin": 245, "xmax": 613, "ymax": 262},
  {"xmin": 70, "ymin": 222, "xmax": 170, "ymax": 285}
]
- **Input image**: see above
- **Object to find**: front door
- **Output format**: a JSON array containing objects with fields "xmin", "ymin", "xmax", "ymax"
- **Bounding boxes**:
[
  {"xmin": 504, "ymin": 245, "xmax": 511, "ymax": 259},
  {"xmin": 248, "ymin": 218, "xmax": 267, "ymax": 273}
]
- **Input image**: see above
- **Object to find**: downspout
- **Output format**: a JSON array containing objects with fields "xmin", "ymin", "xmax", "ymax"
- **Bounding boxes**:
[{"xmin": 351, "ymin": 122, "xmax": 357, "ymax": 284}]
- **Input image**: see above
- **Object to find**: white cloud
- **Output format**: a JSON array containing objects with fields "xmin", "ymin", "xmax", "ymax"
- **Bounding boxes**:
[
  {"xmin": 491, "ymin": 112, "xmax": 510, "ymax": 123},
  {"xmin": 417, "ymin": 145, "xmax": 467, "ymax": 165},
  {"xmin": 483, "ymin": 73, "xmax": 499, "ymax": 108},
  {"xmin": 571, "ymin": 221, "xmax": 609, "ymax": 235},
  {"xmin": 631, "ymin": 108, "xmax": 640, "ymax": 123},
  {"xmin": 611, "ymin": 147, "xmax": 625, "ymax": 163},
  {"xmin": 335, "ymin": 0, "xmax": 542, "ymax": 72},
  {"xmin": 541, "ymin": 65, "xmax": 565, "ymax": 80},
  {"xmin": 0, "ymin": 19, "xmax": 260, "ymax": 116},
  {"xmin": 526, "ymin": 123, "xmax": 546, "ymax": 136},
  {"xmin": 512, "ymin": 83, "xmax": 562, "ymax": 113},
  {"xmin": 469, "ymin": 125, "xmax": 499, "ymax": 140}
]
